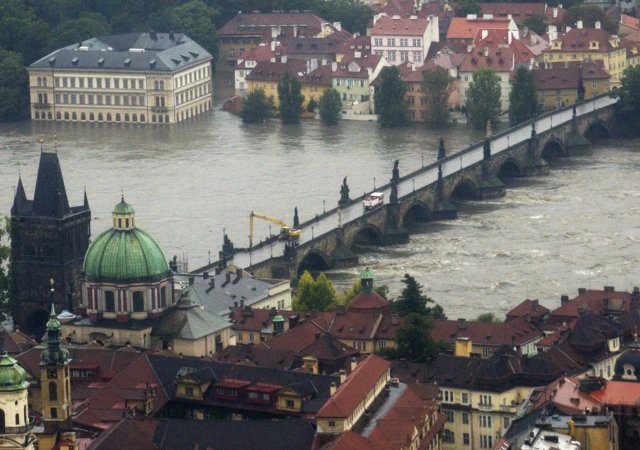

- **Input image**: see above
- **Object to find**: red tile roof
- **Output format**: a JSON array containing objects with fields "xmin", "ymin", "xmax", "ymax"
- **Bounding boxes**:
[
  {"xmin": 548, "ymin": 288, "xmax": 633, "ymax": 324},
  {"xmin": 545, "ymin": 27, "xmax": 619, "ymax": 53},
  {"xmin": 244, "ymin": 59, "xmax": 308, "ymax": 83},
  {"xmin": 480, "ymin": 3, "xmax": 546, "ymax": 25},
  {"xmin": 324, "ymin": 430, "xmax": 371, "ymax": 450},
  {"xmin": 0, "ymin": 329, "xmax": 37, "ymax": 355},
  {"xmin": 459, "ymin": 47, "xmax": 514, "ymax": 73},
  {"xmin": 349, "ymin": 290, "xmax": 389, "ymax": 310},
  {"xmin": 316, "ymin": 355, "xmax": 390, "ymax": 418},
  {"xmin": 621, "ymin": 14, "xmax": 640, "ymax": 31},
  {"xmin": 533, "ymin": 61, "xmax": 610, "ymax": 90},
  {"xmin": 591, "ymin": 380, "xmax": 640, "ymax": 406},
  {"xmin": 372, "ymin": 15, "xmax": 429, "ymax": 37},
  {"xmin": 219, "ymin": 12, "xmax": 328, "ymax": 37},
  {"xmin": 229, "ymin": 307, "xmax": 297, "ymax": 332},
  {"xmin": 447, "ymin": 17, "xmax": 512, "ymax": 41},
  {"xmin": 430, "ymin": 317, "xmax": 543, "ymax": 347},
  {"xmin": 236, "ymin": 44, "xmax": 277, "ymax": 68},
  {"xmin": 506, "ymin": 299, "xmax": 551, "ymax": 321}
]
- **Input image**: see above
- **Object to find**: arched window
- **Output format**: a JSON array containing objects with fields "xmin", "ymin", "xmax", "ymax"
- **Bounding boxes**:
[
  {"xmin": 49, "ymin": 381, "xmax": 57, "ymax": 401},
  {"xmin": 152, "ymin": 115, "xmax": 156, "ymax": 123},
  {"xmin": 64, "ymin": 112, "xmax": 69, "ymax": 120},
  {"xmin": 165, "ymin": 114, "xmax": 169, "ymax": 123},
  {"xmin": 15, "ymin": 414, "xmax": 19, "ymax": 425},
  {"xmin": 105, "ymin": 291, "xmax": 115, "ymax": 312},
  {"xmin": 35, "ymin": 112, "xmax": 40, "ymax": 120},
  {"xmin": 158, "ymin": 115, "xmax": 163, "ymax": 123},
  {"xmin": 140, "ymin": 114, "xmax": 145, "ymax": 122},
  {"xmin": 107, "ymin": 113, "xmax": 112, "ymax": 121},
  {"xmin": 98, "ymin": 113, "xmax": 103, "ymax": 121},
  {"xmin": 81, "ymin": 112, "xmax": 86, "ymax": 120},
  {"xmin": 132, "ymin": 113, "xmax": 137, "ymax": 122},
  {"xmin": 115, "ymin": 113, "xmax": 121, "ymax": 122},
  {"xmin": 89, "ymin": 113, "xmax": 94, "ymax": 121},
  {"xmin": 124, "ymin": 113, "xmax": 130, "ymax": 122},
  {"xmin": 133, "ymin": 291, "xmax": 144, "ymax": 312},
  {"xmin": 0, "ymin": 408, "xmax": 4, "ymax": 430},
  {"xmin": 72, "ymin": 112, "xmax": 77, "ymax": 120},
  {"xmin": 160, "ymin": 286, "xmax": 167, "ymax": 308},
  {"xmin": 48, "ymin": 112, "xmax": 53, "ymax": 119}
]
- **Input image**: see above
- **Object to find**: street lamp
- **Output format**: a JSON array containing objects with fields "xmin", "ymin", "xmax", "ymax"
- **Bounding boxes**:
[{"xmin": 323, "ymin": 200, "xmax": 326, "ymax": 213}]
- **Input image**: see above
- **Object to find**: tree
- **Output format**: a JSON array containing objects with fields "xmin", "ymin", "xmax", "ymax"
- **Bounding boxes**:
[
  {"xmin": 455, "ymin": 0, "xmax": 481, "ymax": 18},
  {"xmin": 563, "ymin": 6, "xmax": 617, "ymax": 35},
  {"xmin": 0, "ymin": 217, "xmax": 11, "ymax": 322},
  {"xmin": 466, "ymin": 68, "xmax": 501, "ymax": 130},
  {"xmin": 475, "ymin": 312, "xmax": 502, "ymax": 323},
  {"xmin": 241, "ymin": 89, "xmax": 274, "ymax": 123},
  {"xmin": 49, "ymin": 13, "xmax": 111, "ymax": 51},
  {"xmin": 164, "ymin": 1, "xmax": 219, "ymax": 62},
  {"xmin": 422, "ymin": 66, "xmax": 453, "ymax": 128},
  {"xmin": 278, "ymin": 72, "xmax": 304, "ymax": 124},
  {"xmin": 319, "ymin": 88, "xmax": 342, "ymax": 125},
  {"xmin": 292, "ymin": 271, "xmax": 337, "ymax": 311},
  {"xmin": 509, "ymin": 66, "xmax": 540, "ymax": 126},
  {"xmin": 614, "ymin": 65, "xmax": 640, "ymax": 136},
  {"xmin": 394, "ymin": 313, "xmax": 446, "ymax": 362},
  {"xmin": 392, "ymin": 274, "xmax": 447, "ymax": 319},
  {"xmin": 523, "ymin": 13, "xmax": 548, "ymax": 35},
  {"xmin": 0, "ymin": 51, "xmax": 29, "ymax": 121},
  {"xmin": 374, "ymin": 66, "xmax": 407, "ymax": 128}
]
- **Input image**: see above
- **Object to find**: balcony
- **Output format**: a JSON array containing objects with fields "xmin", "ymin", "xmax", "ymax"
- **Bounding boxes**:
[
  {"xmin": 34, "ymin": 102, "xmax": 50, "ymax": 110},
  {"xmin": 499, "ymin": 404, "xmax": 517, "ymax": 413},
  {"xmin": 151, "ymin": 106, "xmax": 169, "ymax": 113},
  {"xmin": 476, "ymin": 404, "xmax": 493, "ymax": 412},
  {"xmin": 0, "ymin": 418, "xmax": 35, "ymax": 435}
]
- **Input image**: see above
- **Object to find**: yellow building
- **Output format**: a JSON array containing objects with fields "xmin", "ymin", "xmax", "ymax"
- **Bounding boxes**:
[
  {"xmin": 28, "ymin": 32, "xmax": 212, "ymax": 124},
  {"xmin": 0, "ymin": 350, "xmax": 36, "ymax": 450},
  {"xmin": 533, "ymin": 61, "xmax": 611, "ymax": 110},
  {"xmin": 540, "ymin": 24, "xmax": 627, "ymax": 87}
]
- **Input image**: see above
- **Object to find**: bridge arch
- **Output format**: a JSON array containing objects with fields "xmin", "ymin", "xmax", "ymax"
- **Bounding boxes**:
[
  {"xmin": 585, "ymin": 120, "xmax": 609, "ymax": 141},
  {"xmin": 403, "ymin": 201, "xmax": 431, "ymax": 227},
  {"xmin": 352, "ymin": 224, "xmax": 384, "ymax": 248},
  {"xmin": 451, "ymin": 179, "xmax": 480, "ymax": 201},
  {"xmin": 497, "ymin": 158, "xmax": 524, "ymax": 179},
  {"xmin": 541, "ymin": 137, "xmax": 566, "ymax": 161},
  {"xmin": 297, "ymin": 249, "xmax": 331, "ymax": 276}
]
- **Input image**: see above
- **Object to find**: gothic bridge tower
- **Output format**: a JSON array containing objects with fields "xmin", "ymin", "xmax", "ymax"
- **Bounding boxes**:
[{"xmin": 11, "ymin": 150, "xmax": 91, "ymax": 334}]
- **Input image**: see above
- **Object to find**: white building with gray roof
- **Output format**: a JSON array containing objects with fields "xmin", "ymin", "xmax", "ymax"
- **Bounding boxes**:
[{"xmin": 28, "ymin": 31, "xmax": 212, "ymax": 124}]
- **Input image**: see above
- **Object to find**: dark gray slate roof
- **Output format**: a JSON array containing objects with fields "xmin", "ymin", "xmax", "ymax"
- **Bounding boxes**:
[{"xmin": 29, "ymin": 32, "xmax": 211, "ymax": 72}]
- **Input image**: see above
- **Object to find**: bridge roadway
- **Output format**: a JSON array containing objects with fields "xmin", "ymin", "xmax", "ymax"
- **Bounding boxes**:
[{"xmin": 219, "ymin": 94, "xmax": 618, "ymax": 272}]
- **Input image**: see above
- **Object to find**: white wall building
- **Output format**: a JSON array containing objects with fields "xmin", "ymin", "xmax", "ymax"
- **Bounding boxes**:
[{"xmin": 370, "ymin": 14, "xmax": 439, "ymax": 67}]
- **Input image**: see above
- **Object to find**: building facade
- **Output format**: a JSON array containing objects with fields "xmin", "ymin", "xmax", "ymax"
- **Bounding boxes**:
[
  {"xmin": 371, "ymin": 14, "xmax": 439, "ymax": 67},
  {"xmin": 28, "ymin": 32, "xmax": 212, "ymax": 124}
]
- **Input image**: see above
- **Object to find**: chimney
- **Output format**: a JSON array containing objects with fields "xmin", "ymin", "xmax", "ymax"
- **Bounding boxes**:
[
  {"xmin": 226, "ymin": 272, "xmax": 231, "ymax": 283},
  {"xmin": 632, "ymin": 287, "xmax": 640, "ymax": 303},
  {"xmin": 215, "ymin": 267, "xmax": 221, "ymax": 275},
  {"xmin": 333, "ymin": 21, "xmax": 342, "ymax": 31},
  {"xmin": 209, "ymin": 278, "xmax": 215, "ymax": 289},
  {"xmin": 281, "ymin": 55, "xmax": 288, "ymax": 64},
  {"xmin": 150, "ymin": 30, "xmax": 157, "ymax": 40},
  {"xmin": 237, "ymin": 268, "xmax": 243, "ymax": 279},
  {"xmin": 271, "ymin": 40, "xmax": 276, "ymax": 52},
  {"xmin": 561, "ymin": 295, "xmax": 569, "ymax": 306},
  {"xmin": 331, "ymin": 61, "xmax": 337, "ymax": 72},
  {"xmin": 577, "ymin": 20, "xmax": 583, "ymax": 29},
  {"xmin": 339, "ymin": 369, "xmax": 347, "ymax": 383},
  {"xmin": 595, "ymin": 21, "xmax": 601, "ymax": 29},
  {"xmin": 553, "ymin": 7, "xmax": 558, "ymax": 18},
  {"xmin": 458, "ymin": 318, "xmax": 467, "ymax": 329},
  {"xmin": 203, "ymin": 271, "xmax": 209, "ymax": 279},
  {"xmin": 350, "ymin": 357, "xmax": 357, "ymax": 372},
  {"xmin": 578, "ymin": 288, "xmax": 586, "ymax": 295},
  {"xmin": 169, "ymin": 31, "xmax": 175, "ymax": 40},
  {"xmin": 330, "ymin": 381, "xmax": 337, "ymax": 395}
]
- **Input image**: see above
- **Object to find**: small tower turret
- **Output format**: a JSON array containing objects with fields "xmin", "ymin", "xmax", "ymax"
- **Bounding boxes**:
[{"xmin": 0, "ymin": 349, "xmax": 35, "ymax": 449}]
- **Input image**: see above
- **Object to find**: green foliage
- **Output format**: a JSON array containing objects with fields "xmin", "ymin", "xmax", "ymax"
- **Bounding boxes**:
[
  {"xmin": 292, "ymin": 271, "xmax": 337, "ymax": 312},
  {"xmin": 164, "ymin": 1, "xmax": 219, "ymax": 61},
  {"xmin": 49, "ymin": 13, "xmax": 111, "ymax": 51},
  {"xmin": 278, "ymin": 72, "xmax": 305, "ymax": 124},
  {"xmin": 394, "ymin": 313, "xmax": 447, "ymax": 362},
  {"xmin": 319, "ymin": 88, "xmax": 342, "ymax": 125},
  {"xmin": 306, "ymin": 98, "xmax": 317, "ymax": 113},
  {"xmin": 392, "ymin": 274, "xmax": 447, "ymax": 319},
  {"xmin": 0, "ymin": 51, "xmax": 29, "ymax": 121},
  {"xmin": 455, "ymin": 0, "xmax": 481, "ymax": 17},
  {"xmin": 475, "ymin": 312, "xmax": 502, "ymax": 323},
  {"xmin": 311, "ymin": 0, "xmax": 373, "ymax": 35},
  {"xmin": 509, "ymin": 67, "xmax": 541, "ymax": 126},
  {"xmin": 374, "ymin": 66, "xmax": 407, "ymax": 128},
  {"xmin": 563, "ymin": 6, "xmax": 617, "ymax": 35},
  {"xmin": 422, "ymin": 66, "xmax": 453, "ymax": 128},
  {"xmin": 467, "ymin": 68, "xmax": 501, "ymax": 130},
  {"xmin": 0, "ymin": 217, "xmax": 11, "ymax": 322},
  {"xmin": 523, "ymin": 13, "xmax": 548, "ymax": 35},
  {"xmin": 614, "ymin": 65, "xmax": 640, "ymax": 136},
  {"xmin": 241, "ymin": 89, "xmax": 274, "ymax": 123}
]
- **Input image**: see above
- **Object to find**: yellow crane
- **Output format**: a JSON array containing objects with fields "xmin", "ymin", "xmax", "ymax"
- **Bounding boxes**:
[{"xmin": 249, "ymin": 211, "xmax": 301, "ymax": 247}]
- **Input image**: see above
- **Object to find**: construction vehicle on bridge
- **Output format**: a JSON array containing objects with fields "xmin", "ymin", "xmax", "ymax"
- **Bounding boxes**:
[{"xmin": 249, "ymin": 211, "xmax": 301, "ymax": 247}]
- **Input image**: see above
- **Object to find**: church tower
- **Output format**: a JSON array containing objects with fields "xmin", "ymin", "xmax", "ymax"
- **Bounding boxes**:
[
  {"xmin": 11, "ymin": 150, "xmax": 91, "ymax": 334},
  {"xmin": 0, "ymin": 348, "xmax": 36, "ymax": 449},
  {"xmin": 39, "ymin": 305, "xmax": 71, "ymax": 433}
]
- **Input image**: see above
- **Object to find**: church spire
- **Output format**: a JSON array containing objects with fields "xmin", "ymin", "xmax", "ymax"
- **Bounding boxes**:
[
  {"xmin": 33, "ymin": 151, "xmax": 70, "ymax": 217},
  {"xmin": 40, "ymin": 303, "xmax": 69, "ymax": 366},
  {"xmin": 11, "ymin": 175, "xmax": 27, "ymax": 215},
  {"xmin": 83, "ymin": 184, "xmax": 90, "ymax": 210},
  {"xmin": 360, "ymin": 267, "xmax": 374, "ymax": 293}
]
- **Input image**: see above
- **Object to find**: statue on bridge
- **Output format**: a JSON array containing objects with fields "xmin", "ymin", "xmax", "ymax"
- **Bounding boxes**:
[
  {"xmin": 577, "ymin": 65, "xmax": 585, "ymax": 102},
  {"xmin": 293, "ymin": 207, "xmax": 300, "ymax": 228},
  {"xmin": 339, "ymin": 176, "xmax": 350, "ymax": 205},
  {"xmin": 438, "ymin": 137, "xmax": 446, "ymax": 160},
  {"xmin": 390, "ymin": 160, "xmax": 400, "ymax": 205},
  {"xmin": 483, "ymin": 138, "xmax": 491, "ymax": 161}
]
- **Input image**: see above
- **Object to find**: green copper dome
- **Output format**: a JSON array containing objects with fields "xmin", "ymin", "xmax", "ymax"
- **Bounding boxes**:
[
  {"xmin": 41, "ymin": 304, "xmax": 69, "ymax": 366},
  {"xmin": 360, "ymin": 267, "xmax": 374, "ymax": 281},
  {"xmin": 0, "ymin": 351, "xmax": 29, "ymax": 391},
  {"xmin": 83, "ymin": 197, "xmax": 171, "ymax": 283}
]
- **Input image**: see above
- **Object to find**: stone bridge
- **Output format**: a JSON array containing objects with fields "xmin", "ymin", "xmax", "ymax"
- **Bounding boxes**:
[{"xmin": 195, "ymin": 94, "xmax": 617, "ymax": 280}]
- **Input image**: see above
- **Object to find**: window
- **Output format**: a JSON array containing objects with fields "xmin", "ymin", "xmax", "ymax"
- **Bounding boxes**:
[
  {"xmin": 185, "ymin": 387, "xmax": 193, "ymax": 397},
  {"xmin": 96, "ymin": 77, "xmax": 102, "ymax": 88},
  {"xmin": 124, "ymin": 79, "xmax": 129, "ymax": 89},
  {"xmin": 413, "ymin": 38, "xmax": 421, "ymax": 47},
  {"xmin": 482, "ymin": 346, "xmax": 493, "ymax": 357},
  {"xmin": 503, "ymin": 417, "xmax": 510, "ymax": 429},
  {"xmin": 50, "ymin": 408, "xmax": 57, "ymax": 419},
  {"xmin": 286, "ymin": 399, "xmax": 295, "ymax": 408},
  {"xmin": 160, "ymin": 286, "xmax": 167, "ymax": 308},
  {"xmin": 444, "ymin": 409, "xmax": 454, "ymax": 423},
  {"xmin": 463, "ymin": 433, "xmax": 470, "ymax": 445},
  {"xmin": 400, "ymin": 51, "xmax": 409, "ymax": 61},
  {"xmin": 249, "ymin": 333, "xmax": 254, "ymax": 342},
  {"xmin": 462, "ymin": 412, "xmax": 470, "ymax": 424},
  {"xmin": 462, "ymin": 392, "xmax": 469, "ymax": 404},
  {"xmin": 133, "ymin": 291, "xmax": 144, "ymax": 312},
  {"xmin": 480, "ymin": 435, "xmax": 493, "ymax": 448},
  {"xmin": 592, "ymin": 81, "xmax": 598, "ymax": 89},
  {"xmin": 49, "ymin": 381, "xmax": 57, "ymax": 401},
  {"xmin": 400, "ymin": 38, "xmax": 408, "ymax": 47},
  {"xmin": 329, "ymin": 420, "xmax": 336, "ymax": 427},
  {"xmin": 105, "ymin": 291, "xmax": 115, "ymax": 312},
  {"xmin": 412, "ymin": 51, "xmax": 422, "ymax": 62},
  {"xmin": 479, "ymin": 394, "xmax": 492, "ymax": 405},
  {"xmin": 443, "ymin": 429, "xmax": 455, "ymax": 444},
  {"xmin": 47, "ymin": 369, "xmax": 57, "ymax": 380},
  {"xmin": 387, "ymin": 38, "xmax": 395, "ymax": 46},
  {"xmin": 105, "ymin": 95, "xmax": 111, "ymax": 105},
  {"xmin": 480, "ymin": 415, "xmax": 492, "ymax": 428},
  {"xmin": 88, "ymin": 78, "xmax": 93, "ymax": 88},
  {"xmin": 105, "ymin": 78, "xmax": 110, "ymax": 88},
  {"xmin": 387, "ymin": 50, "xmax": 396, "ymax": 61},
  {"xmin": 374, "ymin": 38, "xmax": 383, "ymax": 46},
  {"xmin": 443, "ymin": 390, "xmax": 454, "ymax": 402}
]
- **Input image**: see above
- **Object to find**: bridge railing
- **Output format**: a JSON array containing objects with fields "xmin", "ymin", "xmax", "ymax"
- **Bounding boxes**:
[{"xmin": 207, "ymin": 93, "xmax": 618, "ymax": 271}]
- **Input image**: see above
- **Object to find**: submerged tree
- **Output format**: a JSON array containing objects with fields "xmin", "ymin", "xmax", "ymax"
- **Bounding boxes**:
[
  {"xmin": 319, "ymin": 88, "xmax": 342, "ymax": 125},
  {"xmin": 374, "ymin": 66, "xmax": 407, "ymax": 128},
  {"xmin": 241, "ymin": 89, "xmax": 274, "ymax": 123},
  {"xmin": 278, "ymin": 72, "xmax": 304, "ymax": 124},
  {"xmin": 509, "ymin": 66, "xmax": 540, "ymax": 126},
  {"xmin": 422, "ymin": 66, "xmax": 454, "ymax": 128},
  {"xmin": 466, "ymin": 68, "xmax": 501, "ymax": 130}
]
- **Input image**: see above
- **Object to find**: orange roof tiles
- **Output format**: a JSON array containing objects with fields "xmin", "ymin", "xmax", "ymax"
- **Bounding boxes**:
[
  {"xmin": 591, "ymin": 380, "xmax": 640, "ymax": 406},
  {"xmin": 447, "ymin": 17, "xmax": 512, "ymax": 41},
  {"xmin": 545, "ymin": 28, "xmax": 619, "ymax": 53},
  {"xmin": 506, "ymin": 299, "xmax": 551, "ymax": 321},
  {"xmin": 316, "ymin": 355, "xmax": 390, "ymax": 418},
  {"xmin": 459, "ymin": 47, "xmax": 514, "ymax": 73},
  {"xmin": 372, "ymin": 15, "xmax": 429, "ymax": 36},
  {"xmin": 430, "ymin": 316, "xmax": 543, "ymax": 346}
]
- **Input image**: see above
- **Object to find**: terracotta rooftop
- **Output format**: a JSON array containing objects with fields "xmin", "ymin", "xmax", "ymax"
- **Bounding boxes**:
[
  {"xmin": 349, "ymin": 289, "xmax": 390, "ymax": 310},
  {"xmin": 219, "ymin": 11, "xmax": 328, "ymax": 37},
  {"xmin": 459, "ymin": 47, "xmax": 514, "ymax": 72},
  {"xmin": 243, "ymin": 59, "xmax": 308, "ymax": 83},
  {"xmin": 548, "ymin": 287, "xmax": 634, "ymax": 324},
  {"xmin": 506, "ymin": 299, "xmax": 551, "ymax": 322},
  {"xmin": 545, "ymin": 27, "xmax": 620, "ymax": 53},
  {"xmin": 533, "ymin": 61, "xmax": 610, "ymax": 90},
  {"xmin": 621, "ymin": 14, "xmax": 640, "ymax": 31},
  {"xmin": 229, "ymin": 306, "xmax": 297, "ymax": 332},
  {"xmin": 372, "ymin": 15, "xmax": 430, "ymax": 36},
  {"xmin": 480, "ymin": 3, "xmax": 546, "ymax": 24},
  {"xmin": 324, "ymin": 430, "xmax": 371, "ymax": 450},
  {"xmin": 447, "ymin": 17, "xmax": 512, "ymax": 41},
  {"xmin": 430, "ymin": 316, "xmax": 543, "ymax": 347},
  {"xmin": 0, "ymin": 329, "xmax": 37, "ymax": 355},
  {"xmin": 316, "ymin": 354, "xmax": 390, "ymax": 418}
]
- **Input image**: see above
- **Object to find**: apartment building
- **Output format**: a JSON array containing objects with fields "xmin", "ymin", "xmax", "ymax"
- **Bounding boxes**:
[
  {"xmin": 371, "ymin": 14, "xmax": 439, "ymax": 67},
  {"xmin": 28, "ymin": 32, "xmax": 212, "ymax": 124}
]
